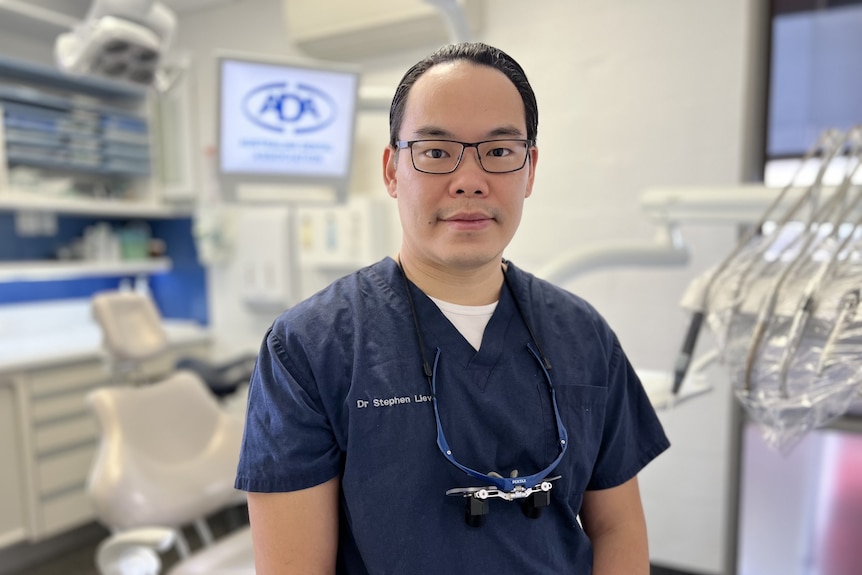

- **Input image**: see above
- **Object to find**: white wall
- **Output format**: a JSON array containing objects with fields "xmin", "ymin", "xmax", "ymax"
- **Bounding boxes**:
[
  {"xmin": 169, "ymin": 0, "xmax": 303, "ymax": 356},
  {"xmin": 0, "ymin": 22, "xmax": 57, "ymax": 65},
  {"xmin": 0, "ymin": 1, "xmax": 763, "ymax": 572}
]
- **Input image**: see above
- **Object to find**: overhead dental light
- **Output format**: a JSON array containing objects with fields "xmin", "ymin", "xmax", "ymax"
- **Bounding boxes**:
[{"xmin": 54, "ymin": 0, "xmax": 177, "ymax": 89}]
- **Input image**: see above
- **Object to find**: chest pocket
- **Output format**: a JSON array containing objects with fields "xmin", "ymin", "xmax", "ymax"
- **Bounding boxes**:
[{"xmin": 553, "ymin": 384, "xmax": 608, "ymax": 496}]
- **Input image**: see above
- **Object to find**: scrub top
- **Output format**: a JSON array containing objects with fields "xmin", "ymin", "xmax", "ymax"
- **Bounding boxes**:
[{"xmin": 236, "ymin": 257, "xmax": 670, "ymax": 574}]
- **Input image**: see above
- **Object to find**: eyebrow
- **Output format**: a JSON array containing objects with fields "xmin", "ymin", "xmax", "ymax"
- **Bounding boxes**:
[{"xmin": 411, "ymin": 125, "xmax": 526, "ymax": 140}]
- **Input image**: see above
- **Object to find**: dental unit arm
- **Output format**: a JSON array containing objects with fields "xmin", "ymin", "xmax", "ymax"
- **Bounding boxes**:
[
  {"xmin": 672, "ymin": 130, "xmax": 847, "ymax": 397},
  {"xmin": 644, "ymin": 126, "xmax": 862, "ymax": 451},
  {"xmin": 536, "ymin": 214, "xmax": 714, "ymax": 408}
]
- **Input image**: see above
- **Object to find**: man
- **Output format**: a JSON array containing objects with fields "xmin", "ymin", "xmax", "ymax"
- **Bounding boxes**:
[{"xmin": 236, "ymin": 42, "xmax": 669, "ymax": 574}]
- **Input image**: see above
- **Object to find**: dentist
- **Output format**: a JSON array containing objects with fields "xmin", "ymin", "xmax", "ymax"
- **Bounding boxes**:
[{"xmin": 236, "ymin": 42, "xmax": 669, "ymax": 575}]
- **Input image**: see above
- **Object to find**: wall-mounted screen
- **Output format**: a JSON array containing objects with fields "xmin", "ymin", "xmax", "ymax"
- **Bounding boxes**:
[
  {"xmin": 767, "ymin": 0, "xmax": 862, "ymax": 159},
  {"xmin": 217, "ymin": 52, "xmax": 360, "ymax": 202}
]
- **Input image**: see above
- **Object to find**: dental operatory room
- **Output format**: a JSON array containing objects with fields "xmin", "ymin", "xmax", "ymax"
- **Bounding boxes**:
[{"xmin": 2, "ymin": 0, "xmax": 862, "ymax": 574}]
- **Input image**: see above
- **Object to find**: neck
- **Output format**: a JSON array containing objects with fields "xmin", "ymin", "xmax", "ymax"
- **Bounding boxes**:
[{"xmin": 396, "ymin": 254, "xmax": 505, "ymax": 306}]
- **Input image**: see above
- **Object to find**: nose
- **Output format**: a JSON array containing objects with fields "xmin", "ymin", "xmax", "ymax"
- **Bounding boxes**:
[{"xmin": 451, "ymin": 146, "xmax": 487, "ymax": 197}]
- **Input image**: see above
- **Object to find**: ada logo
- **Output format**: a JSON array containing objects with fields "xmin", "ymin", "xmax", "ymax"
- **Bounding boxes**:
[{"xmin": 242, "ymin": 81, "xmax": 337, "ymax": 134}]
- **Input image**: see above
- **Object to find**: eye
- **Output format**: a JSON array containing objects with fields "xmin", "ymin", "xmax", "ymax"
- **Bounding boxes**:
[
  {"xmin": 486, "ymin": 145, "xmax": 514, "ymax": 158},
  {"xmin": 423, "ymin": 147, "xmax": 450, "ymax": 160}
]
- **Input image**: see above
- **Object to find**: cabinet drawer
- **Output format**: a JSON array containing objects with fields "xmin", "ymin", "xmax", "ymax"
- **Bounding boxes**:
[
  {"xmin": 27, "ymin": 361, "xmax": 110, "ymax": 399},
  {"xmin": 34, "ymin": 415, "xmax": 98, "ymax": 454},
  {"xmin": 40, "ymin": 489, "xmax": 94, "ymax": 538},
  {"xmin": 32, "ymin": 386, "xmax": 99, "ymax": 424},
  {"xmin": 37, "ymin": 443, "xmax": 96, "ymax": 496},
  {"xmin": 0, "ymin": 385, "xmax": 29, "ymax": 548}
]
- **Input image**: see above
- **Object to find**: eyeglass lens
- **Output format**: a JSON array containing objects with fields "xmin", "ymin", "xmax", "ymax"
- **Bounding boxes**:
[{"xmin": 410, "ymin": 140, "xmax": 529, "ymax": 174}]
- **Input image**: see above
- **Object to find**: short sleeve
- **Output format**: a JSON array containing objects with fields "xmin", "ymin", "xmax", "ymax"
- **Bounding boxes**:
[
  {"xmin": 234, "ymin": 327, "xmax": 342, "ymax": 493},
  {"xmin": 586, "ymin": 338, "xmax": 670, "ymax": 490}
]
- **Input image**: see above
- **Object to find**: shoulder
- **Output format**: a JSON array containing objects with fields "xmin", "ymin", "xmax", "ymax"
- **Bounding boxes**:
[
  {"xmin": 274, "ymin": 259, "xmax": 397, "ymax": 328},
  {"xmin": 265, "ymin": 258, "xmax": 404, "ymax": 359},
  {"xmin": 256, "ymin": 258, "xmax": 409, "ymax": 400},
  {"xmin": 507, "ymin": 261, "xmax": 615, "ymax": 342}
]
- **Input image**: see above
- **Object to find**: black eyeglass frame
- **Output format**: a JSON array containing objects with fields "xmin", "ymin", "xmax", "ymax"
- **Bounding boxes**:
[{"xmin": 394, "ymin": 139, "xmax": 535, "ymax": 174}]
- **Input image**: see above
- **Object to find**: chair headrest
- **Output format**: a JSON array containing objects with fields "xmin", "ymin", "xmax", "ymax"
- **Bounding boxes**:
[{"xmin": 91, "ymin": 290, "xmax": 168, "ymax": 363}]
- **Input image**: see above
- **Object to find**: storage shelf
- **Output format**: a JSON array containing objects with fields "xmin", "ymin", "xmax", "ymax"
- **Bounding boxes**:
[
  {"xmin": 0, "ymin": 190, "xmax": 191, "ymax": 218},
  {"xmin": 6, "ymin": 156, "xmax": 151, "ymax": 178},
  {"xmin": 0, "ymin": 258, "xmax": 172, "ymax": 282},
  {"xmin": 0, "ymin": 54, "xmax": 146, "ymax": 102}
]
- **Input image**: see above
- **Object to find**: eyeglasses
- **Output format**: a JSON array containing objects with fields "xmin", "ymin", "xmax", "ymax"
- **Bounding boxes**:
[{"xmin": 395, "ymin": 139, "xmax": 534, "ymax": 174}]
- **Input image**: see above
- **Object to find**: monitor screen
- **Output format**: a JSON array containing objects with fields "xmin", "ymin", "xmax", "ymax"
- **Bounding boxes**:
[
  {"xmin": 217, "ymin": 52, "xmax": 360, "ymax": 201},
  {"xmin": 766, "ymin": 1, "xmax": 862, "ymax": 159}
]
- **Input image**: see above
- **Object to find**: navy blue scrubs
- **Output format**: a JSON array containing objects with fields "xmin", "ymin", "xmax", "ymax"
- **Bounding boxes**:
[{"xmin": 236, "ymin": 257, "xmax": 669, "ymax": 574}]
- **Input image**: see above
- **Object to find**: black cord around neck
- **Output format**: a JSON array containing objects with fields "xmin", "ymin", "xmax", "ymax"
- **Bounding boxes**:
[
  {"xmin": 501, "ymin": 262, "xmax": 552, "ymax": 371},
  {"xmin": 396, "ymin": 257, "xmax": 434, "ymax": 381}
]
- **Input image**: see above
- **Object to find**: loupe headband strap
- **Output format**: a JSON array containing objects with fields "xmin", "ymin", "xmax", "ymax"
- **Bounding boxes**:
[{"xmin": 430, "ymin": 345, "xmax": 569, "ymax": 493}]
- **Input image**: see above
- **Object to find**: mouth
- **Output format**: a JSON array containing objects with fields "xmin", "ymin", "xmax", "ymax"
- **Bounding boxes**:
[
  {"xmin": 442, "ymin": 212, "xmax": 494, "ymax": 223},
  {"xmin": 440, "ymin": 212, "xmax": 495, "ymax": 231}
]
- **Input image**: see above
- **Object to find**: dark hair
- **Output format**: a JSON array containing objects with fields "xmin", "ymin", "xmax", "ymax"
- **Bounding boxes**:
[{"xmin": 388, "ymin": 42, "xmax": 538, "ymax": 146}]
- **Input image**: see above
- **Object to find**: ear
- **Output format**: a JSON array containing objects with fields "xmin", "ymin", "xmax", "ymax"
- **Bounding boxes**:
[
  {"xmin": 524, "ymin": 146, "xmax": 538, "ymax": 198},
  {"xmin": 383, "ymin": 146, "xmax": 398, "ymax": 198}
]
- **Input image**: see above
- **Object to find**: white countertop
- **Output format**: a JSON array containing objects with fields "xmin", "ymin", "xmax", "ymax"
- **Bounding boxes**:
[
  {"xmin": 0, "ymin": 299, "xmax": 212, "ymax": 374},
  {"xmin": 0, "ymin": 321, "xmax": 212, "ymax": 374}
]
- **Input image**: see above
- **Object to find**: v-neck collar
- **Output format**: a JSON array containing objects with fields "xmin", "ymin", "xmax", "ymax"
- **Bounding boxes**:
[{"xmin": 390, "ymin": 260, "xmax": 520, "ymax": 372}]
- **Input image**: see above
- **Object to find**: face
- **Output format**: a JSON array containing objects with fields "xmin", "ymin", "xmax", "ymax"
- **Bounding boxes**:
[{"xmin": 383, "ymin": 61, "xmax": 538, "ymax": 273}]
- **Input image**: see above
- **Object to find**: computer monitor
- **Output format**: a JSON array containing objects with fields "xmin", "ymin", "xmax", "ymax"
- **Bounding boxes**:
[
  {"xmin": 766, "ymin": 1, "xmax": 862, "ymax": 160},
  {"xmin": 216, "ymin": 51, "xmax": 360, "ymax": 203}
]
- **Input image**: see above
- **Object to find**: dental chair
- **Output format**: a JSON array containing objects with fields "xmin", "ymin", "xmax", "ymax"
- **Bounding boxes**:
[
  {"xmin": 87, "ymin": 370, "xmax": 254, "ymax": 575},
  {"xmin": 91, "ymin": 289, "xmax": 255, "ymax": 399}
]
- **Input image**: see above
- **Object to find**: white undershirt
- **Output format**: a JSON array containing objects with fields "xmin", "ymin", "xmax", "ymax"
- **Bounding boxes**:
[{"xmin": 428, "ymin": 296, "xmax": 498, "ymax": 351}]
